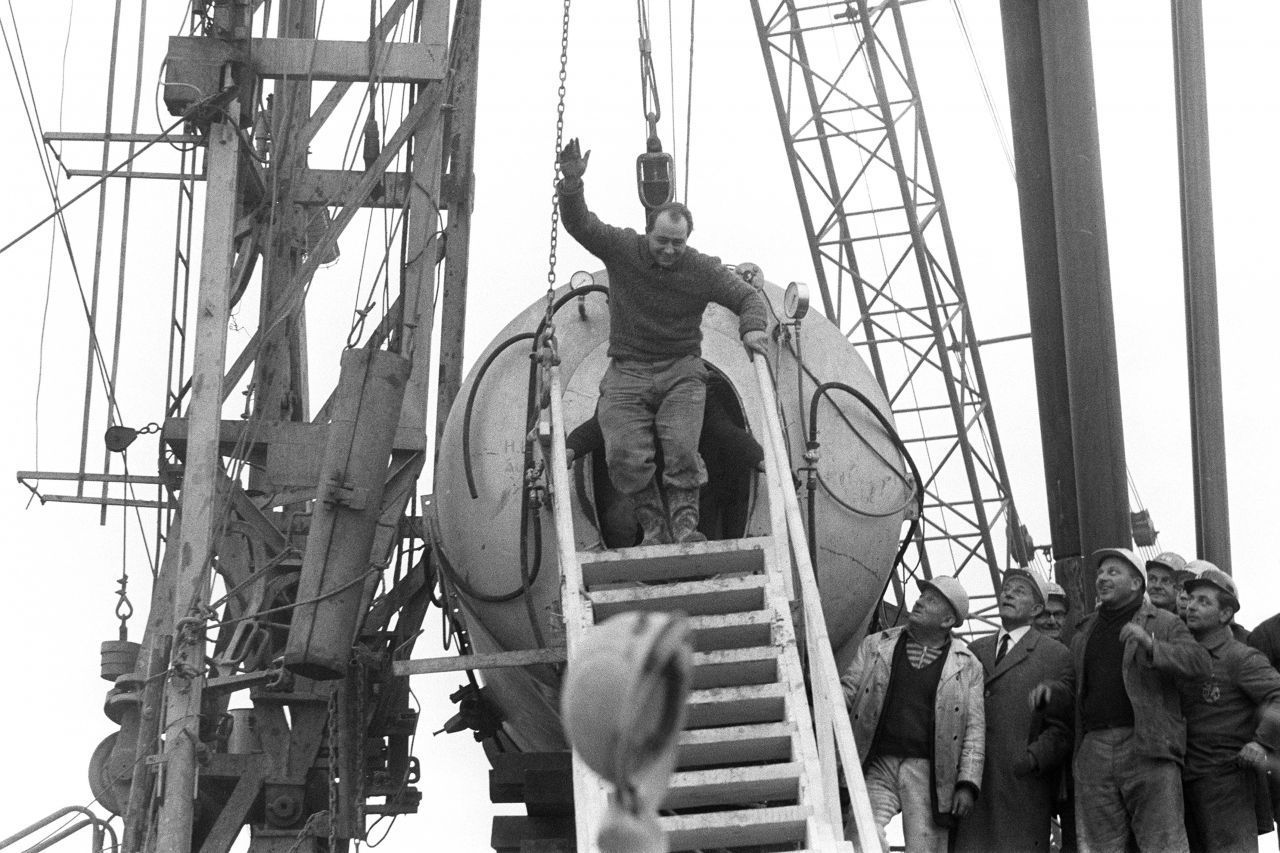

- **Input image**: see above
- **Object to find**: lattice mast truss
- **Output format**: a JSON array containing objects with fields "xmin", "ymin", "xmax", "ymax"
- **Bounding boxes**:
[{"xmin": 749, "ymin": 0, "xmax": 1027, "ymax": 621}]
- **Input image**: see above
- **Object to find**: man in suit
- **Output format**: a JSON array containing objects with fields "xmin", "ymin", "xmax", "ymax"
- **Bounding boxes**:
[{"xmin": 956, "ymin": 569, "xmax": 1072, "ymax": 853}]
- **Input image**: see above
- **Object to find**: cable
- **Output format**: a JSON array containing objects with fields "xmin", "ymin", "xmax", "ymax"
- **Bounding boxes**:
[{"xmin": 683, "ymin": 0, "xmax": 695, "ymax": 203}]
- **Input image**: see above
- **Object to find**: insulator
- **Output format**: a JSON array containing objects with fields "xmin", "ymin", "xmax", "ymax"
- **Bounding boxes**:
[{"xmin": 100, "ymin": 639, "xmax": 141, "ymax": 682}]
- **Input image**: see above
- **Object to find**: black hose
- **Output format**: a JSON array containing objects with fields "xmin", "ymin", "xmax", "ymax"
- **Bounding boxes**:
[
  {"xmin": 461, "ymin": 283, "xmax": 608, "ymax": 499},
  {"xmin": 463, "ymin": 332, "xmax": 537, "ymax": 499},
  {"xmin": 805, "ymin": 381, "xmax": 926, "ymax": 619}
]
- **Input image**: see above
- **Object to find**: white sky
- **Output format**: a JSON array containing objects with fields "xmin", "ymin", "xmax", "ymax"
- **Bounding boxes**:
[{"xmin": 1, "ymin": 1, "xmax": 1278, "ymax": 850}]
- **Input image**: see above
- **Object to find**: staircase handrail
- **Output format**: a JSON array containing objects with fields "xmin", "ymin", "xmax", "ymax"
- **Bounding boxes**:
[
  {"xmin": 544, "ymin": 356, "xmax": 607, "ymax": 852},
  {"xmin": 0, "ymin": 807, "xmax": 117, "ymax": 853},
  {"xmin": 753, "ymin": 356, "xmax": 881, "ymax": 851}
]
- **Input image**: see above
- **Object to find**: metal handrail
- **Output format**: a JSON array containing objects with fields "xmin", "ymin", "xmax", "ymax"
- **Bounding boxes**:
[
  {"xmin": 0, "ymin": 807, "xmax": 118, "ymax": 853},
  {"xmin": 753, "ymin": 357, "xmax": 881, "ymax": 851},
  {"xmin": 545, "ymin": 358, "xmax": 607, "ymax": 852}
]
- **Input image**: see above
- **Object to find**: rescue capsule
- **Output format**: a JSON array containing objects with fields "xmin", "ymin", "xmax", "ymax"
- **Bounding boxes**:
[{"xmin": 433, "ymin": 274, "xmax": 911, "ymax": 751}]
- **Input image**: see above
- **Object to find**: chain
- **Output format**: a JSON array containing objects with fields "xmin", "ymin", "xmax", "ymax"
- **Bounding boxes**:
[
  {"xmin": 327, "ymin": 689, "xmax": 339, "ymax": 851},
  {"xmin": 544, "ymin": 0, "xmax": 573, "ymax": 323},
  {"xmin": 354, "ymin": 661, "xmax": 367, "ymax": 844},
  {"xmin": 115, "ymin": 505, "xmax": 133, "ymax": 640}
]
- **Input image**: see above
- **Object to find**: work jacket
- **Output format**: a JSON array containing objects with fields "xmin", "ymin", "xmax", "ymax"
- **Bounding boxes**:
[
  {"xmin": 841, "ymin": 626, "xmax": 985, "ymax": 817},
  {"xmin": 1050, "ymin": 598, "xmax": 1209, "ymax": 763}
]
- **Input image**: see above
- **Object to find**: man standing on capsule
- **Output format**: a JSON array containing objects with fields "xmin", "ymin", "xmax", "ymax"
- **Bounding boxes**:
[{"xmin": 556, "ymin": 139, "xmax": 769, "ymax": 545}]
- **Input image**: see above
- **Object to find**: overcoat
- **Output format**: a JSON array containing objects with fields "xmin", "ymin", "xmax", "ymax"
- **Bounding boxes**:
[{"xmin": 954, "ymin": 629, "xmax": 1072, "ymax": 853}]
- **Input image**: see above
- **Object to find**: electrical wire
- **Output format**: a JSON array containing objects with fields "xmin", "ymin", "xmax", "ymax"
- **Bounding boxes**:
[
  {"xmin": 683, "ymin": 0, "xmax": 695, "ymax": 204},
  {"xmin": 948, "ymin": 0, "xmax": 1015, "ymax": 179}
]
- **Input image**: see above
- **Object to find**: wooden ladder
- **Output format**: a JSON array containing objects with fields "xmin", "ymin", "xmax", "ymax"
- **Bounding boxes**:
[{"xmin": 544, "ymin": 357, "xmax": 877, "ymax": 853}]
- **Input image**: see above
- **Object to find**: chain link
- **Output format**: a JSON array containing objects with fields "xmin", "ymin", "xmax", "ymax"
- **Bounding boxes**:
[
  {"xmin": 327, "ymin": 689, "xmax": 339, "ymax": 851},
  {"xmin": 544, "ymin": 0, "xmax": 573, "ymax": 323}
]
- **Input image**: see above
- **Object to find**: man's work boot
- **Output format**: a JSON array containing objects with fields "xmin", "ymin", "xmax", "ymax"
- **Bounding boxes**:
[
  {"xmin": 632, "ymin": 481, "xmax": 671, "ymax": 547},
  {"xmin": 667, "ymin": 488, "xmax": 707, "ymax": 544}
]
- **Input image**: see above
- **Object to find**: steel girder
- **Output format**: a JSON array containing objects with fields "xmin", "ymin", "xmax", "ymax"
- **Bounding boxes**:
[{"xmin": 749, "ymin": 0, "xmax": 1025, "ymax": 623}]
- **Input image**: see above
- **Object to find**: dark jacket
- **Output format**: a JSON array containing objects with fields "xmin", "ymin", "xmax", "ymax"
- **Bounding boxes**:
[
  {"xmin": 1248, "ymin": 612, "xmax": 1280, "ymax": 670},
  {"xmin": 955, "ymin": 629, "xmax": 1072, "ymax": 853},
  {"xmin": 1048, "ymin": 598, "xmax": 1209, "ymax": 763},
  {"xmin": 1179, "ymin": 625, "xmax": 1280, "ymax": 780},
  {"xmin": 558, "ymin": 180, "xmax": 767, "ymax": 362}
]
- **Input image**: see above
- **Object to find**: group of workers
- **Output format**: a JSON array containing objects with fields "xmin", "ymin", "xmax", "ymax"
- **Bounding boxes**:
[
  {"xmin": 553, "ymin": 143, "xmax": 1279, "ymax": 853},
  {"xmin": 841, "ymin": 549, "xmax": 1280, "ymax": 853}
]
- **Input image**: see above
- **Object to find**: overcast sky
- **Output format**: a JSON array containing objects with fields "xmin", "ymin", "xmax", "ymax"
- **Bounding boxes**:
[{"xmin": 1, "ymin": 1, "xmax": 1277, "ymax": 849}]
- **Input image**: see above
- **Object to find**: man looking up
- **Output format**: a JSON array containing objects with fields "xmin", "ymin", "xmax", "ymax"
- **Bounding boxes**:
[
  {"xmin": 1146, "ymin": 551, "xmax": 1187, "ymax": 615},
  {"xmin": 1180, "ymin": 567, "xmax": 1280, "ymax": 853},
  {"xmin": 1032, "ymin": 547, "xmax": 1209, "ymax": 853},
  {"xmin": 556, "ymin": 139, "xmax": 769, "ymax": 546},
  {"xmin": 1033, "ymin": 581, "xmax": 1071, "ymax": 643},
  {"xmin": 956, "ymin": 569, "xmax": 1071, "ymax": 853},
  {"xmin": 841, "ymin": 576, "xmax": 984, "ymax": 852}
]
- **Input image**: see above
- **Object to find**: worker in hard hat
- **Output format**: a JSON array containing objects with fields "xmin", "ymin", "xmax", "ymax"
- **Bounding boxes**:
[
  {"xmin": 1178, "ymin": 566, "xmax": 1280, "ymax": 853},
  {"xmin": 1033, "ymin": 581, "xmax": 1072, "ymax": 643},
  {"xmin": 557, "ymin": 138, "xmax": 769, "ymax": 546},
  {"xmin": 1181, "ymin": 558, "xmax": 1251, "ymax": 642},
  {"xmin": 840, "ymin": 576, "xmax": 984, "ymax": 853},
  {"xmin": 1146, "ymin": 551, "xmax": 1188, "ymax": 615},
  {"xmin": 1031, "ymin": 547, "xmax": 1210, "ymax": 853}
]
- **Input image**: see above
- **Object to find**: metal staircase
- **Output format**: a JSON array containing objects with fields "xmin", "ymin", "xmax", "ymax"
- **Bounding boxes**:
[{"xmin": 544, "ymin": 354, "xmax": 879, "ymax": 852}]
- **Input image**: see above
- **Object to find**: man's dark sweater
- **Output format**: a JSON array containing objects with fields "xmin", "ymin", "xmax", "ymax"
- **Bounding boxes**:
[
  {"xmin": 558, "ymin": 180, "xmax": 768, "ymax": 362},
  {"xmin": 1081, "ymin": 596, "xmax": 1143, "ymax": 732}
]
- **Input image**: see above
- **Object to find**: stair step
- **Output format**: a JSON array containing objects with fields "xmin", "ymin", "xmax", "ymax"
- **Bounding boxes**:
[
  {"xmin": 587, "ymin": 575, "xmax": 767, "ymax": 622},
  {"xmin": 685, "ymin": 682, "xmax": 788, "ymax": 729},
  {"xmin": 676, "ymin": 722, "xmax": 795, "ymax": 768},
  {"xmin": 658, "ymin": 804, "xmax": 809, "ymax": 851},
  {"xmin": 685, "ymin": 610, "xmax": 774, "ymax": 652},
  {"xmin": 662, "ymin": 762, "xmax": 801, "ymax": 809},
  {"xmin": 578, "ymin": 537, "xmax": 767, "ymax": 587},
  {"xmin": 690, "ymin": 646, "xmax": 780, "ymax": 689}
]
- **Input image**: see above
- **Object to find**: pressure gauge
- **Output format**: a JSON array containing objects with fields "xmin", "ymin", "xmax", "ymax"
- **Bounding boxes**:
[
  {"xmin": 569, "ymin": 270, "xmax": 596, "ymax": 289},
  {"xmin": 783, "ymin": 281, "xmax": 810, "ymax": 321}
]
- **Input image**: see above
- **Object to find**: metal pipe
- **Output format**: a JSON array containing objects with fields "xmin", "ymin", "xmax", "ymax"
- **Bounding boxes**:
[
  {"xmin": 1040, "ymin": 0, "xmax": 1132, "ymax": 608},
  {"xmin": 1171, "ymin": 0, "xmax": 1231, "ymax": 571},
  {"xmin": 996, "ymin": 0, "xmax": 1083, "ymax": 582}
]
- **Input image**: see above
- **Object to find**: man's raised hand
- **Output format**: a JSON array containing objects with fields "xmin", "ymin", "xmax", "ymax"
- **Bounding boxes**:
[{"xmin": 558, "ymin": 138, "xmax": 590, "ymax": 181}]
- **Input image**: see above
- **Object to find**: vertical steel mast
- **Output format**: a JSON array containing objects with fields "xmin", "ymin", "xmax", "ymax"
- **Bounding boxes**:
[
  {"xmin": 27, "ymin": 2, "xmax": 489, "ymax": 851},
  {"xmin": 749, "ymin": 0, "xmax": 1026, "ymax": 622}
]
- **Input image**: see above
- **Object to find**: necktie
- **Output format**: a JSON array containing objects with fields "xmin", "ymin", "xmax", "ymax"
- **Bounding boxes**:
[{"xmin": 995, "ymin": 633, "xmax": 1011, "ymax": 665}]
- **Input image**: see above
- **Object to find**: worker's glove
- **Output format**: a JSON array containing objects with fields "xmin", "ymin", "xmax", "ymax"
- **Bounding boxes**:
[
  {"xmin": 1012, "ymin": 752, "xmax": 1038, "ymax": 777},
  {"xmin": 559, "ymin": 138, "xmax": 590, "ymax": 182}
]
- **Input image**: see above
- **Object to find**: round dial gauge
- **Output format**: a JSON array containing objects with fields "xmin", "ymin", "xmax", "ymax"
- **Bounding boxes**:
[{"xmin": 783, "ymin": 281, "xmax": 810, "ymax": 320}]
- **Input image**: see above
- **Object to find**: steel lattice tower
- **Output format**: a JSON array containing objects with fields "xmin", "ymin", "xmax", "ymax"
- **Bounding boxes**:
[{"xmin": 750, "ymin": 0, "xmax": 1029, "ymax": 624}]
